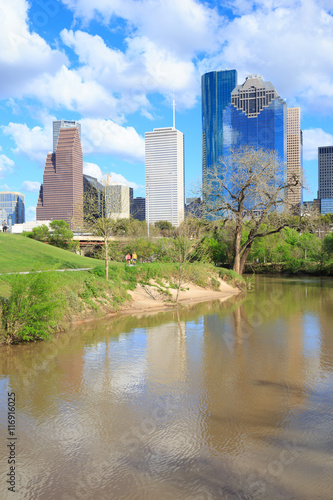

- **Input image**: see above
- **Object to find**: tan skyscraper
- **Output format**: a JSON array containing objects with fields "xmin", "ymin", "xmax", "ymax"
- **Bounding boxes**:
[
  {"xmin": 37, "ymin": 125, "xmax": 83, "ymax": 229},
  {"xmin": 287, "ymin": 108, "xmax": 303, "ymax": 211}
]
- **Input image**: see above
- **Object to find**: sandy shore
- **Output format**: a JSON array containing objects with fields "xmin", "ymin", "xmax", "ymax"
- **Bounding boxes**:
[{"xmin": 120, "ymin": 278, "xmax": 241, "ymax": 316}]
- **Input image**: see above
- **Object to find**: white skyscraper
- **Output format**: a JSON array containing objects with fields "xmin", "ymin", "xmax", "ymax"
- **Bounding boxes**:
[{"xmin": 145, "ymin": 127, "xmax": 184, "ymax": 227}]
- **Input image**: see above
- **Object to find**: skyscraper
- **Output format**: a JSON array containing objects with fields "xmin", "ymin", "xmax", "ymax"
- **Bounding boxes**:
[
  {"xmin": 0, "ymin": 191, "xmax": 25, "ymax": 226},
  {"xmin": 224, "ymin": 74, "xmax": 287, "ymax": 163},
  {"xmin": 105, "ymin": 184, "xmax": 133, "ymax": 219},
  {"xmin": 37, "ymin": 125, "xmax": 83, "ymax": 229},
  {"xmin": 318, "ymin": 146, "xmax": 333, "ymax": 214},
  {"xmin": 53, "ymin": 120, "xmax": 81, "ymax": 152},
  {"xmin": 145, "ymin": 127, "xmax": 184, "ymax": 227},
  {"xmin": 287, "ymin": 108, "xmax": 303, "ymax": 211},
  {"xmin": 201, "ymin": 69, "xmax": 237, "ymax": 179}
]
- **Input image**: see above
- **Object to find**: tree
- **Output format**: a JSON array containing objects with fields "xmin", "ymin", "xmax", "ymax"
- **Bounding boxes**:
[
  {"xmin": 203, "ymin": 146, "xmax": 301, "ymax": 274},
  {"xmin": 49, "ymin": 220, "xmax": 74, "ymax": 249},
  {"xmin": 23, "ymin": 224, "xmax": 50, "ymax": 242}
]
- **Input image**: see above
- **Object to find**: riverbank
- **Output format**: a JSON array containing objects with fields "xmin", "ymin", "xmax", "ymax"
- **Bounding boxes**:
[{"xmin": 0, "ymin": 255, "xmax": 243, "ymax": 344}]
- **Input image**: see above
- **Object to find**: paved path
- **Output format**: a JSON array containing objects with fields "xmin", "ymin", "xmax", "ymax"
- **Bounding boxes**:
[{"xmin": 0, "ymin": 268, "xmax": 93, "ymax": 276}]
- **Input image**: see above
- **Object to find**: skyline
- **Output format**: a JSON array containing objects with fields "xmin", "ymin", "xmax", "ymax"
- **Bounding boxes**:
[{"xmin": 1, "ymin": 0, "xmax": 333, "ymax": 221}]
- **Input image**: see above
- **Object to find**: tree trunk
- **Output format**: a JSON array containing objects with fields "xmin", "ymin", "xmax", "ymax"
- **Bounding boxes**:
[
  {"xmin": 105, "ymin": 239, "xmax": 109, "ymax": 280},
  {"xmin": 232, "ymin": 225, "xmax": 242, "ymax": 274},
  {"xmin": 239, "ymin": 245, "xmax": 252, "ymax": 275}
]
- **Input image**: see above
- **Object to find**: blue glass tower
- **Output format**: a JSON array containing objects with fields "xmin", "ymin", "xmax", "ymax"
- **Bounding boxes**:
[
  {"xmin": 0, "ymin": 191, "xmax": 25, "ymax": 226},
  {"xmin": 223, "ymin": 75, "xmax": 287, "ymax": 165},
  {"xmin": 201, "ymin": 70, "xmax": 238, "ymax": 180}
]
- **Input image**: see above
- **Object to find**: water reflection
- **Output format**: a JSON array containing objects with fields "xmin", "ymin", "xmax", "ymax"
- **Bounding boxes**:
[{"xmin": 0, "ymin": 277, "xmax": 333, "ymax": 499}]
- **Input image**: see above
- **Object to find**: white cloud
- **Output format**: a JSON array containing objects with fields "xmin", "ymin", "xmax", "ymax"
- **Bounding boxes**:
[
  {"xmin": 81, "ymin": 118, "xmax": 144, "ymax": 162},
  {"xmin": 303, "ymin": 128, "xmax": 333, "ymax": 161},
  {"xmin": 83, "ymin": 162, "xmax": 142, "ymax": 190},
  {"xmin": 201, "ymin": 0, "xmax": 333, "ymax": 113},
  {"xmin": 3, "ymin": 116, "xmax": 144, "ymax": 164},
  {"xmin": 22, "ymin": 180, "xmax": 41, "ymax": 192},
  {"xmin": 0, "ymin": 152, "xmax": 15, "ymax": 178},
  {"xmin": 2, "ymin": 121, "xmax": 51, "ymax": 163},
  {"xmin": 60, "ymin": 29, "xmax": 199, "ymax": 112},
  {"xmin": 0, "ymin": 0, "xmax": 67, "ymax": 99},
  {"xmin": 61, "ymin": 0, "xmax": 221, "ymax": 56}
]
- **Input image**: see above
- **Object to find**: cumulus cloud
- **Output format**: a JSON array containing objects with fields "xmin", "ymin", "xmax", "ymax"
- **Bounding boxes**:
[
  {"xmin": 2, "ymin": 121, "xmax": 51, "ymax": 163},
  {"xmin": 3, "ymin": 116, "xmax": 144, "ymax": 164},
  {"xmin": 303, "ymin": 128, "xmax": 333, "ymax": 161},
  {"xmin": 0, "ymin": 0, "xmax": 67, "ymax": 99},
  {"xmin": 83, "ymin": 162, "xmax": 142, "ymax": 190},
  {"xmin": 200, "ymin": 0, "xmax": 333, "ymax": 113},
  {"xmin": 81, "ymin": 118, "xmax": 144, "ymax": 162},
  {"xmin": 60, "ymin": 29, "xmax": 198, "ymax": 112},
  {"xmin": 22, "ymin": 180, "xmax": 41, "ymax": 192},
  {"xmin": 0, "ymin": 150, "xmax": 15, "ymax": 178},
  {"xmin": 61, "ymin": 0, "xmax": 221, "ymax": 56}
]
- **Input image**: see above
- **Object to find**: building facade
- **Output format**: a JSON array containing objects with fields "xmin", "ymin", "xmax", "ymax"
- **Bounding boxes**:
[
  {"xmin": 145, "ymin": 127, "xmax": 184, "ymax": 227},
  {"xmin": 83, "ymin": 174, "xmax": 105, "ymax": 221},
  {"xmin": 201, "ymin": 69, "xmax": 237, "ymax": 179},
  {"xmin": 287, "ymin": 108, "xmax": 303, "ymax": 211},
  {"xmin": 53, "ymin": 120, "xmax": 81, "ymax": 152},
  {"xmin": 131, "ymin": 197, "xmax": 145, "ymax": 221},
  {"xmin": 105, "ymin": 184, "xmax": 133, "ymax": 219},
  {"xmin": 223, "ymin": 75, "xmax": 287, "ymax": 163},
  {"xmin": 0, "ymin": 191, "xmax": 25, "ymax": 226},
  {"xmin": 318, "ymin": 146, "xmax": 333, "ymax": 214},
  {"xmin": 37, "ymin": 125, "xmax": 83, "ymax": 229}
]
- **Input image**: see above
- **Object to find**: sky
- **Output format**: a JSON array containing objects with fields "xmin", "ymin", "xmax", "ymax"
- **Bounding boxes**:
[{"xmin": 1, "ymin": 0, "xmax": 333, "ymax": 221}]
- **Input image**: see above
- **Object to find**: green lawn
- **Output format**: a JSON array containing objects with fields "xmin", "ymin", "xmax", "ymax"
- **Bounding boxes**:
[{"xmin": 0, "ymin": 234, "xmax": 103, "ymax": 273}]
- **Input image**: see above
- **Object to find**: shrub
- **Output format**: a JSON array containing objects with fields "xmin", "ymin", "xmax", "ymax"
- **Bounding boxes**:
[{"xmin": 0, "ymin": 273, "xmax": 64, "ymax": 342}]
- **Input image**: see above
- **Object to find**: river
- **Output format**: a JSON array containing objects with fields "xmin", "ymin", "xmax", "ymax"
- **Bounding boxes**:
[{"xmin": 0, "ymin": 276, "xmax": 333, "ymax": 499}]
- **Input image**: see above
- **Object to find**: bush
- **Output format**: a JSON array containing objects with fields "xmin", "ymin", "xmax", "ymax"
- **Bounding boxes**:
[{"xmin": 0, "ymin": 273, "xmax": 64, "ymax": 342}]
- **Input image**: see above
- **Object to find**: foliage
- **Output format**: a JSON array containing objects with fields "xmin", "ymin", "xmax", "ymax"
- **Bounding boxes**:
[
  {"xmin": 203, "ymin": 146, "xmax": 303, "ymax": 274},
  {"xmin": 0, "ymin": 273, "xmax": 64, "ymax": 342},
  {"xmin": 22, "ymin": 220, "xmax": 74, "ymax": 250},
  {"xmin": 49, "ymin": 220, "xmax": 74, "ymax": 249},
  {"xmin": 323, "ymin": 233, "xmax": 333, "ymax": 256}
]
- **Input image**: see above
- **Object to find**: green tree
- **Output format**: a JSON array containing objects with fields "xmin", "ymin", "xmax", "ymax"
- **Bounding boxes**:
[
  {"xmin": 203, "ymin": 146, "xmax": 302, "ymax": 274},
  {"xmin": 49, "ymin": 220, "xmax": 74, "ymax": 249}
]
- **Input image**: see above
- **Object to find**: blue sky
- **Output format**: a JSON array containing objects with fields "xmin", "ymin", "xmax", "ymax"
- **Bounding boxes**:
[{"xmin": 1, "ymin": 0, "xmax": 333, "ymax": 221}]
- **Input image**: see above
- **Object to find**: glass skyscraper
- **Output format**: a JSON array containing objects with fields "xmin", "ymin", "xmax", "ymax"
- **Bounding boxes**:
[
  {"xmin": 201, "ymin": 69, "xmax": 237, "ymax": 180},
  {"xmin": 0, "ymin": 191, "xmax": 25, "ymax": 226},
  {"xmin": 202, "ymin": 72, "xmax": 288, "ymax": 213},
  {"xmin": 223, "ymin": 74, "xmax": 287, "ymax": 163}
]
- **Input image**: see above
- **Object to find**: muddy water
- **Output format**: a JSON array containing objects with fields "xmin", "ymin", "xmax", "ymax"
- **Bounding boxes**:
[{"xmin": 0, "ymin": 276, "xmax": 333, "ymax": 499}]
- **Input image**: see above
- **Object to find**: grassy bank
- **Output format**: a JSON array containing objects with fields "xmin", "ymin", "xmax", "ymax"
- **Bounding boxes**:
[{"xmin": 0, "ymin": 235, "xmax": 242, "ymax": 344}]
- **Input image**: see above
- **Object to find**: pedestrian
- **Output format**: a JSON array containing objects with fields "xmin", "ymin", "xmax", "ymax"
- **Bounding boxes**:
[
  {"xmin": 132, "ymin": 251, "xmax": 137, "ymax": 265},
  {"xmin": 125, "ymin": 253, "xmax": 131, "ymax": 266},
  {"xmin": 2, "ymin": 221, "xmax": 4, "ymax": 233}
]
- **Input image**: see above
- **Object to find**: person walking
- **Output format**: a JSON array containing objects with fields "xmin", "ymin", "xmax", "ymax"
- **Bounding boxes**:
[
  {"xmin": 132, "ymin": 251, "xmax": 137, "ymax": 265},
  {"xmin": 125, "ymin": 253, "xmax": 131, "ymax": 266}
]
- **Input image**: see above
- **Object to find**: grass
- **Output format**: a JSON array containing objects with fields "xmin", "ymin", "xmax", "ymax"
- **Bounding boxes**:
[
  {"xmin": 0, "ymin": 236, "xmax": 241, "ymax": 344},
  {"xmin": 0, "ymin": 234, "xmax": 102, "ymax": 273}
]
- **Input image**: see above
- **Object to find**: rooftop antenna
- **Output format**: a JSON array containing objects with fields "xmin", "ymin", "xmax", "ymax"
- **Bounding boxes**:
[{"xmin": 173, "ymin": 83, "xmax": 175, "ymax": 129}]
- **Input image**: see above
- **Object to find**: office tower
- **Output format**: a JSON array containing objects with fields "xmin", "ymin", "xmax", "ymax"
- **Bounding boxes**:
[
  {"xmin": 131, "ymin": 197, "xmax": 145, "ymax": 221},
  {"xmin": 201, "ymin": 69, "xmax": 238, "ymax": 179},
  {"xmin": 37, "ymin": 126, "xmax": 83, "ymax": 229},
  {"xmin": 0, "ymin": 191, "xmax": 25, "ymax": 226},
  {"xmin": 83, "ymin": 174, "xmax": 105, "ymax": 221},
  {"xmin": 105, "ymin": 185, "xmax": 133, "ymax": 219},
  {"xmin": 53, "ymin": 120, "xmax": 81, "ymax": 152},
  {"xmin": 287, "ymin": 108, "xmax": 303, "ymax": 211},
  {"xmin": 224, "ymin": 74, "xmax": 287, "ymax": 162},
  {"xmin": 318, "ymin": 146, "xmax": 333, "ymax": 214},
  {"xmin": 145, "ymin": 127, "xmax": 184, "ymax": 227}
]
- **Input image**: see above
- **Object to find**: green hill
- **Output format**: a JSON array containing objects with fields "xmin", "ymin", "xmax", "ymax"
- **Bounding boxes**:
[{"xmin": 0, "ymin": 234, "xmax": 102, "ymax": 273}]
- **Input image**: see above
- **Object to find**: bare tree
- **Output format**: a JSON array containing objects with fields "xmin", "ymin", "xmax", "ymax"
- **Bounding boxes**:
[{"xmin": 203, "ymin": 146, "xmax": 301, "ymax": 274}]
